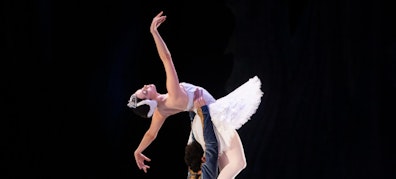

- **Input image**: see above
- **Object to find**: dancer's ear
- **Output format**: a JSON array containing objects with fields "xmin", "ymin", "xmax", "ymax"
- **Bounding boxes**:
[{"xmin": 201, "ymin": 156, "xmax": 206, "ymax": 163}]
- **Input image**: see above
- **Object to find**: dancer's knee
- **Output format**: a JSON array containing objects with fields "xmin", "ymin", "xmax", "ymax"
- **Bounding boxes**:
[
  {"xmin": 217, "ymin": 160, "xmax": 246, "ymax": 179},
  {"xmin": 239, "ymin": 157, "xmax": 247, "ymax": 170},
  {"xmin": 230, "ymin": 158, "xmax": 247, "ymax": 172}
]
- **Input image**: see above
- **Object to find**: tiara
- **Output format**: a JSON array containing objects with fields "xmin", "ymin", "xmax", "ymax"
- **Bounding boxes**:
[
  {"xmin": 127, "ymin": 94, "xmax": 138, "ymax": 108},
  {"xmin": 127, "ymin": 94, "xmax": 158, "ymax": 118}
]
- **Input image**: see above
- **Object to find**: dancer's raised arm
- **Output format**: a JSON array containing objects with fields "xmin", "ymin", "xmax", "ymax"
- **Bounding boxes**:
[
  {"xmin": 132, "ymin": 11, "xmax": 187, "ymax": 174},
  {"xmin": 150, "ymin": 11, "xmax": 182, "ymax": 97}
]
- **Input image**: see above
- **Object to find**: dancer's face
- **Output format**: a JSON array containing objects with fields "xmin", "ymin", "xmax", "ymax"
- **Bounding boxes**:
[{"xmin": 135, "ymin": 84, "xmax": 157, "ymax": 99}]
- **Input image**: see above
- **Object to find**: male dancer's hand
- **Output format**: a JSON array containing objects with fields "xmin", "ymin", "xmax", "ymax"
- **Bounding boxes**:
[
  {"xmin": 193, "ymin": 88, "xmax": 206, "ymax": 126},
  {"xmin": 193, "ymin": 88, "xmax": 206, "ymax": 108}
]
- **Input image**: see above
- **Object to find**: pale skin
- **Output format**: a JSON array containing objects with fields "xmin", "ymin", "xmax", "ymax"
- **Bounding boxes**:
[
  {"xmin": 134, "ymin": 11, "xmax": 247, "ymax": 178},
  {"xmin": 133, "ymin": 11, "xmax": 190, "ymax": 173}
]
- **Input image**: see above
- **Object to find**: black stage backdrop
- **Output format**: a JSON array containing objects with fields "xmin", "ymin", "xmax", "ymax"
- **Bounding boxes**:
[{"xmin": 3, "ymin": 0, "xmax": 396, "ymax": 178}]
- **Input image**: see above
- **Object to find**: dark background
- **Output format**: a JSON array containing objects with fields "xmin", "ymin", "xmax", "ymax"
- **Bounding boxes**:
[{"xmin": 3, "ymin": 0, "xmax": 396, "ymax": 178}]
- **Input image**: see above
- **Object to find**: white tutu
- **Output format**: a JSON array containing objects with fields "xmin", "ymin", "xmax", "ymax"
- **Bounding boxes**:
[
  {"xmin": 185, "ymin": 76, "xmax": 264, "ymax": 154},
  {"xmin": 208, "ymin": 76, "xmax": 263, "ymax": 153},
  {"xmin": 209, "ymin": 75, "xmax": 263, "ymax": 130}
]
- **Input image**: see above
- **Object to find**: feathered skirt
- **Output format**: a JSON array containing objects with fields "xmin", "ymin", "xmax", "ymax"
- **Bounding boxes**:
[{"xmin": 189, "ymin": 76, "xmax": 264, "ymax": 154}]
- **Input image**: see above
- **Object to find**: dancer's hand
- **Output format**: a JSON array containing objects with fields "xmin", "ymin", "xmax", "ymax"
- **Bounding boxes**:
[
  {"xmin": 150, "ymin": 11, "xmax": 166, "ymax": 33},
  {"xmin": 193, "ymin": 88, "xmax": 206, "ymax": 108},
  {"xmin": 134, "ymin": 152, "xmax": 151, "ymax": 173}
]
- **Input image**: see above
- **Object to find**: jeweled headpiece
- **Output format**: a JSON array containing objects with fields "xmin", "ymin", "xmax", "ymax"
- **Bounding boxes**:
[{"xmin": 127, "ymin": 94, "xmax": 158, "ymax": 118}]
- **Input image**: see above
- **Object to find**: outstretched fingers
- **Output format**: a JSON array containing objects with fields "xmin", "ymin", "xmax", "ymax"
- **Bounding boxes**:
[
  {"xmin": 193, "ymin": 88, "xmax": 202, "ymax": 101},
  {"xmin": 142, "ymin": 165, "xmax": 151, "ymax": 173},
  {"xmin": 193, "ymin": 88, "xmax": 206, "ymax": 107},
  {"xmin": 135, "ymin": 153, "xmax": 152, "ymax": 173},
  {"xmin": 152, "ymin": 11, "xmax": 166, "ymax": 28}
]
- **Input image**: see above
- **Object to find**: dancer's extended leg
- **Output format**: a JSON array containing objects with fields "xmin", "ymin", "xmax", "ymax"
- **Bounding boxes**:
[{"xmin": 217, "ymin": 131, "xmax": 247, "ymax": 179}]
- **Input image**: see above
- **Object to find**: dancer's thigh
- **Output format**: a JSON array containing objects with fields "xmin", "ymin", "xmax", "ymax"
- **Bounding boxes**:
[{"xmin": 218, "ymin": 131, "xmax": 246, "ymax": 171}]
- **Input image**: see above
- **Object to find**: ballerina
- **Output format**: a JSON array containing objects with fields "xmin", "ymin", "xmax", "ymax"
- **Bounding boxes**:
[{"xmin": 128, "ymin": 11, "xmax": 263, "ymax": 178}]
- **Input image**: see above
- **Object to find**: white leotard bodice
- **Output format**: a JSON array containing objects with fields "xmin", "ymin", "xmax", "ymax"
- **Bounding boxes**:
[{"xmin": 180, "ymin": 82, "xmax": 216, "ymax": 111}]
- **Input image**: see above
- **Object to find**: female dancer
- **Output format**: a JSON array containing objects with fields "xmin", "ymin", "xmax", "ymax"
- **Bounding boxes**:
[{"xmin": 128, "ymin": 11, "xmax": 263, "ymax": 178}]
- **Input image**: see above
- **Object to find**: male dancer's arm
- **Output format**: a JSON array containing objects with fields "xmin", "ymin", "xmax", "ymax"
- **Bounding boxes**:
[{"xmin": 198, "ymin": 105, "xmax": 219, "ymax": 179}]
